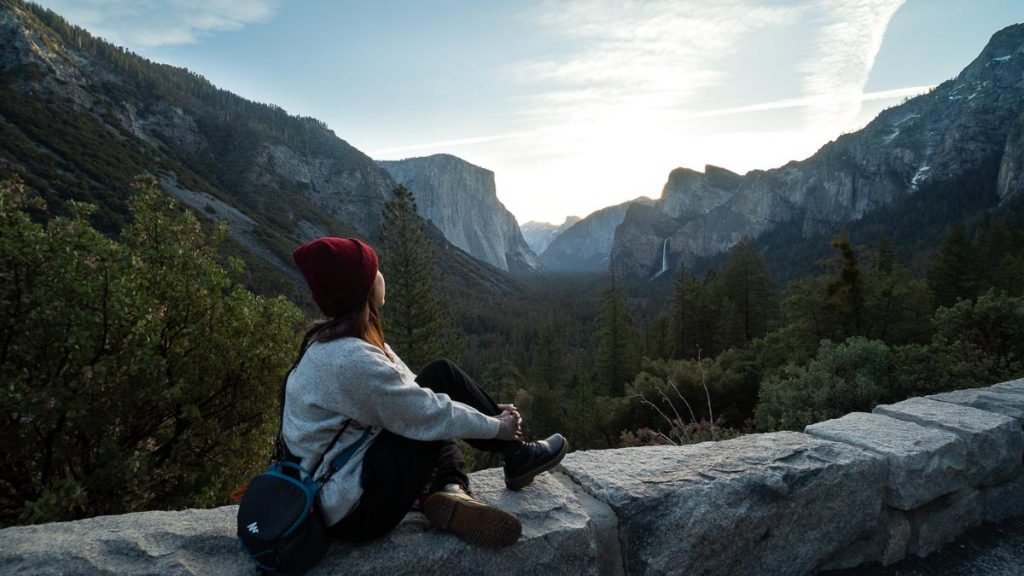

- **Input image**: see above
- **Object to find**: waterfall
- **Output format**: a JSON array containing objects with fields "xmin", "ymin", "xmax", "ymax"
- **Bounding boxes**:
[{"xmin": 653, "ymin": 238, "xmax": 670, "ymax": 279}]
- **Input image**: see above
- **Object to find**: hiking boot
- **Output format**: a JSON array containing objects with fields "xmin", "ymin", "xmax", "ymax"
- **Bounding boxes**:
[
  {"xmin": 503, "ymin": 433, "xmax": 568, "ymax": 490},
  {"xmin": 422, "ymin": 485, "xmax": 522, "ymax": 547}
]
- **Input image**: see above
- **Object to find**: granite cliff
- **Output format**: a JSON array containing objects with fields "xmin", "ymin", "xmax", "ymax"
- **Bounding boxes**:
[
  {"xmin": 611, "ymin": 24, "xmax": 1024, "ymax": 279},
  {"xmin": 378, "ymin": 154, "xmax": 539, "ymax": 273},
  {"xmin": 541, "ymin": 197, "xmax": 654, "ymax": 272}
]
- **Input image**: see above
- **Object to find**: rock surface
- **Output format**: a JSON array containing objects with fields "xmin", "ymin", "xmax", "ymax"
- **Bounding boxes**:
[
  {"xmin": 927, "ymin": 387, "xmax": 1024, "ymax": 426},
  {"xmin": 908, "ymin": 488, "xmax": 984, "ymax": 557},
  {"xmin": 521, "ymin": 217, "xmax": 580, "ymax": 256},
  {"xmin": 0, "ymin": 469, "xmax": 616, "ymax": 576},
  {"xmin": 5, "ymin": 380, "xmax": 1024, "ymax": 575},
  {"xmin": 805, "ymin": 412, "xmax": 967, "ymax": 509},
  {"xmin": 873, "ymin": 397, "xmax": 1022, "ymax": 486},
  {"xmin": 982, "ymin": 474, "xmax": 1024, "ymax": 523},
  {"xmin": 541, "ymin": 198, "xmax": 654, "ymax": 272},
  {"xmin": 378, "ymin": 155, "xmax": 539, "ymax": 272},
  {"xmin": 561, "ymin": 432, "xmax": 886, "ymax": 576}
]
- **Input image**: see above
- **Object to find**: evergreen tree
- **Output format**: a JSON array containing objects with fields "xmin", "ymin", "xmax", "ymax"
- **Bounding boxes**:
[
  {"xmin": 668, "ymin": 265, "xmax": 696, "ymax": 359},
  {"xmin": 380, "ymin": 185, "xmax": 450, "ymax": 372},
  {"xmin": 928, "ymin": 223, "xmax": 982, "ymax": 308},
  {"xmin": 594, "ymin": 278, "xmax": 641, "ymax": 396},
  {"xmin": 0, "ymin": 177, "xmax": 302, "ymax": 525},
  {"xmin": 525, "ymin": 320, "xmax": 566, "ymax": 437},
  {"xmin": 826, "ymin": 230, "xmax": 865, "ymax": 335},
  {"xmin": 693, "ymin": 268, "xmax": 721, "ymax": 358},
  {"xmin": 715, "ymin": 236, "xmax": 776, "ymax": 346}
]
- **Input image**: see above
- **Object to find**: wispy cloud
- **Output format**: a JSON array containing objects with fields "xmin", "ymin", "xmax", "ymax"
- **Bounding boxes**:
[
  {"xmin": 684, "ymin": 84, "xmax": 932, "ymax": 119},
  {"xmin": 800, "ymin": 0, "xmax": 907, "ymax": 132},
  {"xmin": 371, "ymin": 130, "xmax": 554, "ymax": 158},
  {"xmin": 514, "ymin": 0, "xmax": 803, "ymax": 127},
  {"xmin": 33, "ymin": 0, "xmax": 282, "ymax": 47}
]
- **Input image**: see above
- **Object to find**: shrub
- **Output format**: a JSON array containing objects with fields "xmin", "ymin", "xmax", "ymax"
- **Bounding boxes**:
[{"xmin": 0, "ymin": 177, "xmax": 303, "ymax": 526}]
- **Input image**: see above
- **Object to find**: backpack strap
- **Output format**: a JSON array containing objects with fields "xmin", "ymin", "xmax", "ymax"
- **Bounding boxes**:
[
  {"xmin": 316, "ymin": 426, "xmax": 374, "ymax": 487},
  {"xmin": 273, "ymin": 335, "xmax": 318, "ymax": 463}
]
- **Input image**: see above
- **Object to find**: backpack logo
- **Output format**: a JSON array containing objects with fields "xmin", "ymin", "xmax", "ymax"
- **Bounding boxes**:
[{"xmin": 247, "ymin": 521, "xmax": 259, "ymax": 534}]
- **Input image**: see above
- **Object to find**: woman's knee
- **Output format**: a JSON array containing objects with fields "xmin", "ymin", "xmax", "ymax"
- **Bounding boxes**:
[{"xmin": 416, "ymin": 358, "xmax": 457, "ymax": 386}]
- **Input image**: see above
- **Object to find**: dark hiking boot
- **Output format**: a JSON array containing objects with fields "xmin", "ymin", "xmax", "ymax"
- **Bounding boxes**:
[
  {"xmin": 503, "ymin": 433, "xmax": 568, "ymax": 490},
  {"xmin": 422, "ymin": 485, "xmax": 522, "ymax": 548}
]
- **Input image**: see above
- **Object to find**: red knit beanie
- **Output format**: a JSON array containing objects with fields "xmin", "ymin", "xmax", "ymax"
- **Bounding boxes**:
[{"xmin": 292, "ymin": 237, "xmax": 379, "ymax": 318}]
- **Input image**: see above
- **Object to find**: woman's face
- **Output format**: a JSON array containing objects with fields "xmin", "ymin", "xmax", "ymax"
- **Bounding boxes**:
[{"xmin": 371, "ymin": 270, "xmax": 385, "ymax": 309}]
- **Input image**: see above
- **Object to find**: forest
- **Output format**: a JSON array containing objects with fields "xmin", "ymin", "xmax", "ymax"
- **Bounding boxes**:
[{"xmin": 2, "ymin": 176, "xmax": 1023, "ymax": 526}]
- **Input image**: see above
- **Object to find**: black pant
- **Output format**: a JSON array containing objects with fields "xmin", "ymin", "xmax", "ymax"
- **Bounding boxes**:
[{"xmin": 328, "ymin": 358, "xmax": 513, "ymax": 542}]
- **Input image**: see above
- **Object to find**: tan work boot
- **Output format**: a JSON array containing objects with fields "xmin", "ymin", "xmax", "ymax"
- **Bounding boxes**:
[{"xmin": 422, "ymin": 484, "xmax": 522, "ymax": 547}]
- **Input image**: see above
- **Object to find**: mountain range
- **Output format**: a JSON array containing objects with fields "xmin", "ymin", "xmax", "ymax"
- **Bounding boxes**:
[
  {"xmin": 609, "ymin": 24, "xmax": 1024, "ymax": 279},
  {"xmin": 0, "ymin": 0, "xmax": 525, "ymax": 297},
  {"xmin": 2, "ymin": 0, "xmax": 1022, "ymax": 288}
]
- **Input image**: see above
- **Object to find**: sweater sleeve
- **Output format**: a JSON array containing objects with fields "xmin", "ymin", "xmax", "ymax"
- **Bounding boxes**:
[{"xmin": 335, "ymin": 341, "xmax": 500, "ymax": 441}]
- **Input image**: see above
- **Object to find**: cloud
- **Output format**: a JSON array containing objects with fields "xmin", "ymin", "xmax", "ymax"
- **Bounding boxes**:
[
  {"xmin": 32, "ymin": 0, "xmax": 282, "ymax": 47},
  {"xmin": 684, "ymin": 84, "xmax": 932, "ymax": 119},
  {"xmin": 371, "ymin": 130, "xmax": 554, "ymax": 158},
  {"xmin": 513, "ymin": 0, "xmax": 803, "ymax": 128},
  {"xmin": 800, "ymin": 0, "xmax": 907, "ymax": 132}
]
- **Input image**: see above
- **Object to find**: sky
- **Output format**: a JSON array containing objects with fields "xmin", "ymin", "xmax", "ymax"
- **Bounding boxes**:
[{"xmin": 34, "ymin": 0, "xmax": 1024, "ymax": 225}]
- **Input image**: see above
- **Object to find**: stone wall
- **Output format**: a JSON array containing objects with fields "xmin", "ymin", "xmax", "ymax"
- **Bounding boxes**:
[{"xmin": 2, "ymin": 379, "xmax": 1023, "ymax": 576}]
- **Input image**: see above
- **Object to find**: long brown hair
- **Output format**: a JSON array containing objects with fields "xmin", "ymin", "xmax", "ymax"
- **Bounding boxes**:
[{"xmin": 296, "ymin": 299, "xmax": 393, "ymax": 362}]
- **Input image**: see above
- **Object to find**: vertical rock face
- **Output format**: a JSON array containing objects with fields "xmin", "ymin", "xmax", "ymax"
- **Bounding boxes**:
[
  {"xmin": 521, "ymin": 216, "xmax": 580, "ymax": 256},
  {"xmin": 541, "ymin": 198, "xmax": 654, "ymax": 272},
  {"xmin": 610, "ymin": 24, "xmax": 1024, "ymax": 279},
  {"xmin": 378, "ymin": 155, "xmax": 539, "ymax": 273}
]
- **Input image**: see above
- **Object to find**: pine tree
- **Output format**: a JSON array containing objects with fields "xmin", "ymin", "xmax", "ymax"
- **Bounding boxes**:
[
  {"xmin": 668, "ymin": 265, "xmax": 695, "ymax": 359},
  {"xmin": 526, "ymin": 320, "xmax": 566, "ymax": 436},
  {"xmin": 715, "ymin": 236, "xmax": 776, "ymax": 345},
  {"xmin": 693, "ymin": 268, "xmax": 720, "ymax": 358},
  {"xmin": 928, "ymin": 223, "xmax": 982, "ymax": 308},
  {"xmin": 594, "ymin": 277, "xmax": 641, "ymax": 396},
  {"xmin": 380, "ymin": 185, "xmax": 450, "ymax": 372},
  {"xmin": 826, "ymin": 229, "xmax": 865, "ymax": 335}
]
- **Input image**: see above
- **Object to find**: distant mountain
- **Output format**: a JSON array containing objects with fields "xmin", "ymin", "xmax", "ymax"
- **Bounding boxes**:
[
  {"xmin": 611, "ymin": 24, "xmax": 1024, "ymax": 279},
  {"xmin": 521, "ymin": 216, "xmax": 580, "ymax": 256},
  {"xmin": 378, "ymin": 154, "xmax": 539, "ymax": 273},
  {"xmin": 541, "ymin": 198, "xmax": 654, "ymax": 272},
  {"xmin": 0, "ymin": 0, "xmax": 519, "ymax": 295}
]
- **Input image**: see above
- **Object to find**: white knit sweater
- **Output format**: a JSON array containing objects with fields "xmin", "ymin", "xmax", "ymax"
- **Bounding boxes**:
[{"xmin": 281, "ymin": 337, "xmax": 500, "ymax": 525}]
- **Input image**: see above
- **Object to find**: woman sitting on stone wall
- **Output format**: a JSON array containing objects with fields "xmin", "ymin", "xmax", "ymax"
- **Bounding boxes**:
[{"xmin": 283, "ymin": 237, "xmax": 567, "ymax": 547}]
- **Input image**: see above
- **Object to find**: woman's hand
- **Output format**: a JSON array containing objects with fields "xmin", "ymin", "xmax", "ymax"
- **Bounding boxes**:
[
  {"xmin": 496, "ymin": 406, "xmax": 523, "ymax": 441},
  {"xmin": 497, "ymin": 403, "xmax": 521, "ymax": 423}
]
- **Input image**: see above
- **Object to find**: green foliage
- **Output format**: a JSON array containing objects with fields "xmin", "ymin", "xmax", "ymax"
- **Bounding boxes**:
[
  {"xmin": 931, "ymin": 290, "xmax": 1024, "ymax": 373},
  {"xmin": 716, "ymin": 236, "xmax": 777, "ymax": 343},
  {"xmin": 755, "ymin": 338, "xmax": 893, "ymax": 432},
  {"xmin": 755, "ymin": 291, "xmax": 1024, "ymax": 433},
  {"xmin": 380, "ymin": 186, "xmax": 452, "ymax": 372},
  {"xmin": 782, "ymin": 232, "xmax": 933, "ymax": 350},
  {"xmin": 666, "ymin": 239, "xmax": 777, "ymax": 361},
  {"xmin": 594, "ymin": 279, "xmax": 642, "ymax": 396},
  {"xmin": 928, "ymin": 223, "xmax": 982, "ymax": 308},
  {"xmin": 0, "ymin": 177, "xmax": 303, "ymax": 526}
]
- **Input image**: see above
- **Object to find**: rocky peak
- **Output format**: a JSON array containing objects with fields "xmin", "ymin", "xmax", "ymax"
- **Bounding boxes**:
[
  {"xmin": 657, "ymin": 164, "xmax": 742, "ymax": 219},
  {"xmin": 378, "ymin": 154, "xmax": 539, "ymax": 273},
  {"xmin": 521, "ymin": 216, "xmax": 580, "ymax": 255},
  {"xmin": 541, "ymin": 197, "xmax": 654, "ymax": 272}
]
